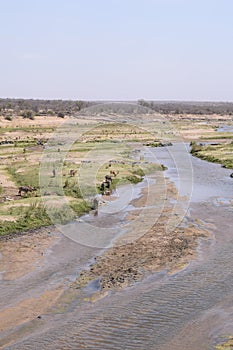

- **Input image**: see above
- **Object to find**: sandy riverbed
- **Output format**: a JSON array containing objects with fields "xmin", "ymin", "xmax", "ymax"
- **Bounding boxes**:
[
  {"xmin": 73, "ymin": 180, "xmax": 209, "ymax": 291},
  {"xmin": 0, "ymin": 176, "xmax": 210, "ymax": 337}
]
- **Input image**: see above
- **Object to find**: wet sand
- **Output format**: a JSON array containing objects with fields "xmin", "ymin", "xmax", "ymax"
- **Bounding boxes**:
[
  {"xmin": 0, "ymin": 176, "xmax": 209, "ymax": 338},
  {"xmin": 73, "ymin": 180, "xmax": 209, "ymax": 291},
  {"xmin": 0, "ymin": 227, "xmax": 60, "ymax": 280},
  {"xmin": 1, "ymin": 144, "xmax": 232, "ymax": 349}
]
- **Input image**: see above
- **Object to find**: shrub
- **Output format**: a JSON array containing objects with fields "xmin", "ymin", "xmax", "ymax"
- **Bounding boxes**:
[
  {"xmin": 4, "ymin": 115, "xmax": 13, "ymax": 121},
  {"xmin": 132, "ymin": 168, "xmax": 145, "ymax": 177},
  {"xmin": 21, "ymin": 110, "xmax": 35, "ymax": 120},
  {"xmin": 126, "ymin": 175, "xmax": 142, "ymax": 184}
]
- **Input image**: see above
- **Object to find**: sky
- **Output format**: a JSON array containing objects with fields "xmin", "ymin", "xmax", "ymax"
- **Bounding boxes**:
[{"xmin": 1, "ymin": 0, "xmax": 233, "ymax": 101}]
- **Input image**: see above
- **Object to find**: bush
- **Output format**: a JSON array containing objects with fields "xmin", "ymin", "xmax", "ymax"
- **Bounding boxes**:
[
  {"xmin": 0, "ymin": 202, "xmax": 51, "ymax": 236},
  {"xmin": 132, "ymin": 168, "xmax": 145, "ymax": 177},
  {"xmin": 190, "ymin": 141, "xmax": 202, "ymax": 155},
  {"xmin": 70, "ymin": 200, "xmax": 91, "ymax": 216},
  {"xmin": 7, "ymin": 165, "xmax": 39, "ymax": 188},
  {"xmin": 64, "ymin": 183, "xmax": 82, "ymax": 198},
  {"xmin": 126, "ymin": 175, "xmax": 142, "ymax": 184},
  {"xmin": 4, "ymin": 115, "xmax": 13, "ymax": 121},
  {"xmin": 21, "ymin": 110, "xmax": 35, "ymax": 120}
]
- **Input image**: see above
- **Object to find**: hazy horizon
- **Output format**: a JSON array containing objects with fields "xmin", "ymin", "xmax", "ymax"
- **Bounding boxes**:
[
  {"xmin": 2, "ymin": 98, "xmax": 233, "ymax": 103},
  {"xmin": 1, "ymin": 0, "xmax": 233, "ymax": 101}
]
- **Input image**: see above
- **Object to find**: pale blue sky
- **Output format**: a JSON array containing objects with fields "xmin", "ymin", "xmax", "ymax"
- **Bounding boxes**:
[{"xmin": 1, "ymin": 0, "xmax": 233, "ymax": 101}]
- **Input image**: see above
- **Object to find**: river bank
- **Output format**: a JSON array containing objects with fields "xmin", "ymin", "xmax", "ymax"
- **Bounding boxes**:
[
  {"xmin": 1, "ymin": 143, "xmax": 233, "ymax": 350},
  {"xmin": 0, "ymin": 163, "xmax": 210, "ymax": 338},
  {"xmin": 190, "ymin": 141, "xmax": 233, "ymax": 171}
]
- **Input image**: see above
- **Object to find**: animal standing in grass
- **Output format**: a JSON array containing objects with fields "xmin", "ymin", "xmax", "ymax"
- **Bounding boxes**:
[
  {"xmin": 110, "ymin": 170, "xmax": 119, "ymax": 177},
  {"xmin": 18, "ymin": 186, "xmax": 37, "ymax": 196},
  {"xmin": 69, "ymin": 169, "xmax": 77, "ymax": 177}
]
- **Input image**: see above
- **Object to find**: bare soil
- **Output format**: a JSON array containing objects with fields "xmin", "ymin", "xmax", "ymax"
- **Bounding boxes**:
[
  {"xmin": 0, "ymin": 288, "xmax": 63, "ymax": 333},
  {"xmin": 0, "ymin": 227, "xmax": 60, "ymax": 280}
]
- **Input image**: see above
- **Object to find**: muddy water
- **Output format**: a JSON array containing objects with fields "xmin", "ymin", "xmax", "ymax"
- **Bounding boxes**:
[{"xmin": 2, "ymin": 144, "xmax": 233, "ymax": 350}]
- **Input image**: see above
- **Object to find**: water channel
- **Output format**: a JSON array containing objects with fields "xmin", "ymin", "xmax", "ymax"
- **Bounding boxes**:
[{"xmin": 2, "ymin": 143, "xmax": 233, "ymax": 350}]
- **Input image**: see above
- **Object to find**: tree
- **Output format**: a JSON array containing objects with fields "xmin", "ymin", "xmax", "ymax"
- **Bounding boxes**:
[
  {"xmin": 57, "ymin": 112, "xmax": 65, "ymax": 118},
  {"xmin": 21, "ymin": 110, "xmax": 34, "ymax": 120},
  {"xmin": 75, "ymin": 100, "xmax": 85, "ymax": 111}
]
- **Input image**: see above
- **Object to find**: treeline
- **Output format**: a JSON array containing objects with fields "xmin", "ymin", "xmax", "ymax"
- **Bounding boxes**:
[
  {"xmin": 138, "ymin": 100, "xmax": 233, "ymax": 115},
  {"xmin": 2, "ymin": 98, "xmax": 233, "ymax": 118},
  {"xmin": 0, "ymin": 98, "xmax": 95, "ymax": 118}
]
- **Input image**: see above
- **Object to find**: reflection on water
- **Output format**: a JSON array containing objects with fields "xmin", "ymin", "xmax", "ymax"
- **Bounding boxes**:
[{"xmin": 3, "ymin": 144, "xmax": 233, "ymax": 350}]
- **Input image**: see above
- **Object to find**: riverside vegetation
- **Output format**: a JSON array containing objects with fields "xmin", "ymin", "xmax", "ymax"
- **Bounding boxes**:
[
  {"xmin": 0, "ymin": 114, "xmax": 164, "ymax": 236},
  {"xmin": 0, "ymin": 105, "xmax": 232, "ymax": 236},
  {"xmin": 1, "ymin": 101, "xmax": 233, "ymax": 346}
]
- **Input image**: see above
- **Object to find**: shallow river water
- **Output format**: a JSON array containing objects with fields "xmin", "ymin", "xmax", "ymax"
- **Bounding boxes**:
[{"xmin": 2, "ymin": 144, "xmax": 233, "ymax": 350}]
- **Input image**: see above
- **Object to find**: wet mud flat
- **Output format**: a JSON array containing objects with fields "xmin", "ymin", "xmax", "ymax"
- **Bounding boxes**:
[{"xmin": 73, "ymin": 179, "xmax": 208, "ymax": 291}]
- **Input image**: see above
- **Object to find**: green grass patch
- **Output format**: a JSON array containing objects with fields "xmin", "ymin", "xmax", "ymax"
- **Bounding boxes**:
[
  {"xmin": 125, "ymin": 175, "xmax": 142, "ymax": 184},
  {"xmin": 215, "ymin": 336, "xmax": 233, "ymax": 349},
  {"xmin": 7, "ymin": 164, "xmax": 40, "ymax": 188},
  {"xmin": 0, "ymin": 202, "xmax": 51, "ymax": 236},
  {"xmin": 190, "ymin": 141, "xmax": 233, "ymax": 169},
  {"xmin": 70, "ymin": 200, "xmax": 91, "ymax": 216},
  {"xmin": 0, "ymin": 199, "xmax": 92, "ymax": 236}
]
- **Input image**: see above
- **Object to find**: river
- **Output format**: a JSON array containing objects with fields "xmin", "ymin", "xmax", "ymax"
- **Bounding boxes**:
[{"xmin": 1, "ymin": 143, "xmax": 233, "ymax": 350}]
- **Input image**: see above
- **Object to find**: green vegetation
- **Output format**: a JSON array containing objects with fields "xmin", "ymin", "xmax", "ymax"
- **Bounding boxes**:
[
  {"xmin": 70, "ymin": 200, "xmax": 91, "ymax": 216},
  {"xmin": 21, "ymin": 110, "xmax": 35, "ymax": 120},
  {"xmin": 144, "ymin": 141, "xmax": 164, "ymax": 147},
  {"xmin": 132, "ymin": 167, "xmax": 145, "ymax": 177},
  {"xmin": 4, "ymin": 115, "xmax": 13, "ymax": 121},
  {"xmin": 190, "ymin": 141, "xmax": 233, "ymax": 169},
  {"xmin": 138, "ymin": 99, "xmax": 233, "ymax": 115},
  {"xmin": 126, "ymin": 175, "xmax": 142, "ymax": 184},
  {"xmin": 200, "ymin": 133, "xmax": 233, "ymax": 140},
  {"xmin": 0, "ymin": 114, "xmax": 168, "ymax": 237},
  {"xmin": 63, "ymin": 182, "xmax": 82, "ymax": 198},
  {"xmin": 0, "ymin": 199, "xmax": 91, "ymax": 236},
  {"xmin": 0, "ymin": 202, "xmax": 51, "ymax": 235},
  {"xmin": 0, "ymin": 98, "xmax": 93, "ymax": 117},
  {"xmin": 144, "ymin": 141, "xmax": 172, "ymax": 148},
  {"xmin": 0, "ymin": 126, "xmax": 55, "ymax": 134},
  {"xmin": 215, "ymin": 336, "xmax": 233, "ymax": 349},
  {"xmin": 7, "ymin": 165, "xmax": 40, "ymax": 188}
]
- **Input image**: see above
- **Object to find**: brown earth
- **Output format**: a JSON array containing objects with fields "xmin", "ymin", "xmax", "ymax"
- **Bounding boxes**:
[
  {"xmin": 0, "ymin": 227, "xmax": 60, "ymax": 280},
  {"xmin": 0, "ymin": 288, "xmax": 63, "ymax": 333}
]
